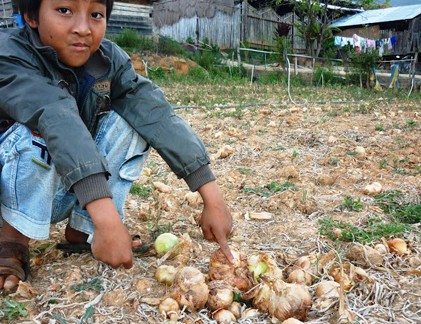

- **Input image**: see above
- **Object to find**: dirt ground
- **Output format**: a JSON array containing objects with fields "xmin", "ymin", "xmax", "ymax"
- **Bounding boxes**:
[{"xmin": 2, "ymin": 62, "xmax": 420, "ymax": 323}]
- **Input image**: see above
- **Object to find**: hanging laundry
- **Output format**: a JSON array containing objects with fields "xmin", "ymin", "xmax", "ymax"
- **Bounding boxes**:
[
  {"xmin": 367, "ymin": 39, "xmax": 376, "ymax": 48},
  {"xmin": 353, "ymin": 34, "xmax": 361, "ymax": 52},
  {"xmin": 341, "ymin": 37, "xmax": 353, "ymax": 47},
  {"xmin": 334, "ymin": 36, "xmax": 342, "ymax": 46},
  {"xmin": 390, "ymin": 36, "xmax": 396, "ymax": 50}
]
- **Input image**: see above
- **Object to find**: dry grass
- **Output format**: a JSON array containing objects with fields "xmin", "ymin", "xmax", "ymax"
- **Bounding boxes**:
[{"xmin": 2, "ymin": 79, "xmax": 420, "ymax": 323}]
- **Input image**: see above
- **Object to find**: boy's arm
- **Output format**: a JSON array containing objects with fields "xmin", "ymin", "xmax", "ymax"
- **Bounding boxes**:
[
  {"xmin": 197, "ymin": 180, "xmax": 234, "ymax": 264},
  {"xmin": 86, "ymin": 197, "xmax": 134, "ymax": 269}
]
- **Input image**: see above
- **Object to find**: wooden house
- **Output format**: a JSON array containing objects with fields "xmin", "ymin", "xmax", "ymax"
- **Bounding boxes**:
[{"xmin": 330, "ymin": 4, "xmax": 421, "ymax": 57}]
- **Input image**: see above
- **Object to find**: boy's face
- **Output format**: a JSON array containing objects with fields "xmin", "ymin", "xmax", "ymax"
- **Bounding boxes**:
[{"xmin": 26, "ymin": 0, "xmax": 107, "ymax": 67}]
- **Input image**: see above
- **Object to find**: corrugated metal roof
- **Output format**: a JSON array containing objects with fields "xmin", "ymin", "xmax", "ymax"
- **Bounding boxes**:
[{"xmin": 331, "ymin": 4, "xmax": 421, "ymax": 27}]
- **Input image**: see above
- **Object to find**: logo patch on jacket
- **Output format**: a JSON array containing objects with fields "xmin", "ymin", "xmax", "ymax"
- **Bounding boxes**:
[{"xmin": 94, "ymin": 80, "xmax": 111, "ymax": 93}]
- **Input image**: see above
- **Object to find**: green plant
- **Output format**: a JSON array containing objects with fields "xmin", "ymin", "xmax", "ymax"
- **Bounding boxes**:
[
  {"xmin": 237, "ymin": 167, "xmax": 254, "ymax": 175},
  {"xmin": 379, "ymin": 159, "xmax": 388, "ymax": 169},
  {"xmin": 375, "ymin": 124, "xmax": 384, "ymax": 131},
  {"xmin": 130, "ymin": 183, "xmax": 152, "ymax": 197},
  {"xmin": 374, "ymin": 190, "xmax": 421, "ymax": 224},
  {"xmin": 111, "ymin": 29, "xmax": 153, "ymax": 52},
  {"xmin": 347, "ymin": 48, "xmax": 380, "ymax": 88},
  {"xmin": 242, "ymin": 181, "xmax": 296, "ymax": 198},
  {"xmin": 336, "ymin": 196, "xmax": 363, "ymax": 212},
  {"xmin": 0, "ymin": 297, "xmax": 29, "ymax": 321},
  {"xmin": 406, "ymin": 119, "xmax": 417, "ymax": 129},
  {"xmin": 318, "ymin": 216, "xmax": 410, "ymax": 243},
  {"xmin": 71, "ymin": 277, "xmax": 103, "ymax": 293},
  {"xmin": 156, "ymin": 36, "xmax": 187, "ymax": 56},
  {"xmin": 329, "ymin": 157, "xmax": 340, "ymax": 166}
]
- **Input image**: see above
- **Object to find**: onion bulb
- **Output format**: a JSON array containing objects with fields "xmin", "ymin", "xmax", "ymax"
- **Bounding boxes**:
[
  {"xmin": 247, "ymin": 252, "xmax": 283, "ymax": 284},
  {"xmin": 158, "ymin": 297, "xmax": 179, "ymax": 322},
  {"xmin": 282, "ymin": 319, "xmax": 304, "ymax": 324},
  {"xmin": 154, "ymin": 233, "xmax": 179, "ymax": 256},
  {"xmin": 208, "ymin": 246, "xmax": 253, "ymax": 292},
  {"xmin": 315, "ymin": 280, "xmax": 340, "ymax": 299},
  {"xmin": 155, "ymin": 265, "xmax": 177, "ymax": 286},
  {"xmin": 387, "ymin": 238, "xmax": 410, "ymax": 255},
  {"xmin": 170, "ymin": 266, "xmax": 209, "ymax": 311},
  {"xmin": 228, "ymin": 301, "xmax": 242, "ymax": 319},
  {"xmin": 207, "ymin": 280, "xmax": 234, "ymax": 311},
  {"xmin": 241, "ymin": 308, "xmax": 260, "ymax": 319},
  {"xmin": 287, "ymin": 268, "xmax": 313, "ymax": 286},
  {"xmin": 251, "ymin": 275, "xmax": 311, "ymax": 322},
  {"xmin": 212, "ymin": 309, "xmax": 236, "ymax": 323},
  {"xmin": 266, "ymin": 280, "xmax": 312, "ymax": 322}
]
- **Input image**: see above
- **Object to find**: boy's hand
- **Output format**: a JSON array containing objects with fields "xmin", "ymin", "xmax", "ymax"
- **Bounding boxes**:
[
  {"xmin": 198, "ymin": 181, "xmax": 234, "ymax": 264},
  {"xmin": 86, "ymin": 198, "xmax": 133, "ymax": 269}
]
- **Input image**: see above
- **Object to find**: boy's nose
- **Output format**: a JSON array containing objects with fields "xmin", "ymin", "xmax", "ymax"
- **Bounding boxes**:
[{"xmin": 73, "ymin": 14, "xmax": 92, "ymax": 36}]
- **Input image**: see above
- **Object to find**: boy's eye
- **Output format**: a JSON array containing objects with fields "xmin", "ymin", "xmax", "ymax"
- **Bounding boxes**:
[
  {"xmin": 91, "ymin": 12, "xmax": 105, "ymax": 19},
  {"xmin": 57, "ymin": 7, "xmax": 71, "ymax": 15}
]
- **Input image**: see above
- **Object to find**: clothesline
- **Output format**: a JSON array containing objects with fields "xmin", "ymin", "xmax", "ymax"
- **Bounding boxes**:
[{"xmin": 334, "ymin": 33, "xmax": 396, "ymax": 57}]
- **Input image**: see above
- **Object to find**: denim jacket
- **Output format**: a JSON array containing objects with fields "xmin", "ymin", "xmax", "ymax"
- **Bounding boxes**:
[{"xmin": 0, "ymin": 26, "xmax": 214, "ymax": 199}]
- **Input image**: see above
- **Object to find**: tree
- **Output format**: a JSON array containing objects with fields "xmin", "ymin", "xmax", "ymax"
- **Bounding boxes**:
[{"xmin": 271, "ymin": 0, "xmax": 389, "ymax": 57}]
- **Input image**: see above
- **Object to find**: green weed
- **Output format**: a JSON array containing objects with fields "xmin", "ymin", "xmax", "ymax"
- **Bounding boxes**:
[
  {"xmin": 336, "ymin": 196, "xmax": 364, "ymax": 212},
  {"xmin": 374, "ymin": 190, "xmax": 421, "ymax": 224},
  {"xmin": 71, "ymin": 277, "xmax": 103, "ymax": 293},
  {"xmin": 130, "ymin": 183, "xmax": 152, "ymax": 197},
  {"xmin": 242, "ymin": 181, "xmax": 296, "ymax": 198},
  {"xmin": 375, "ymin": 124, "xmax": 384, "ymax": 131},
  {"xmin": 318, "ymin": 216, "xmax": 411, "ymax": 243},
  {"xmin": 0, "ymin": 297, "xmax": 29, "ymax": 321},
  {"xmin": 237, "ymin": 167, "xmax": 254, "ymax": 175}
]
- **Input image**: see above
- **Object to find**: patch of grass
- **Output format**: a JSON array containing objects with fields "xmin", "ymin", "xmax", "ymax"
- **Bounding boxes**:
[
  {"xmin": 329, "ymin": 157, "xmax": 340, "ymax": 166},
  {"xmin": 336, "ymin": 196, "xmax": 364, "ymax": 212},
  {"xmin": 110, "ymin": 28, "xmax": 153, "ymax": 52},
  {"xmin": 375, "ymin": 124, "xmax": 384, "ymax": 131},
  {"xmin": 237, "ymin": 167, "xmax": 254, "ymax": 175},
  {"xmin": 0, "ymin": 297, "xmax": 29, "ymax": 321},
  {"xmin": 130, "ymin": 183, "xmax": 152, "ymax": 197},
  {"xmin": 405, "ymin": 119, "xmax": 417, "ymax": 130},
  {"xmin": 318, "ymin": 216, "xmax": 411, "ymax": 243},
  {"xmin": 71, "ymin": 277, "xmax": 103, "ymax": 293},
  {"xmin": 374, "ymin": 190, "xmax": 421, "ymax": 224},
  {"xmin": 378, "ymin": 159, "xmax": 388, "ymax": 169},
  {"xmin": 242, "ymin": 181, "xmax": 296, "ymax": 198}
]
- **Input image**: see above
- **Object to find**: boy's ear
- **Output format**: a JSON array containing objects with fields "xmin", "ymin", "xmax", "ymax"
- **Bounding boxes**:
[{"xmin": 24, "ymin": 13, "xmax": 39, "ymax": 28}]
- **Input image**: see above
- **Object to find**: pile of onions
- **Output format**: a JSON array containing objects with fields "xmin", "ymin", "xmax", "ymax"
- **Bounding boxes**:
[
  {"xmin": 243, "ymin": 253, "xmax": 312, "ymax": 321},
  {"xmin": 169, "ymin": 266, "xmax": 209, "ymax": 311},
  {"xmin": 208, "ymin": 247, "xmax": 253, "ymax": 292}
]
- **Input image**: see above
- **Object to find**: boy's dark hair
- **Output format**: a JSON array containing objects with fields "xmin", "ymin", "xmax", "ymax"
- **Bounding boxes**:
[{"xmin": 18, "ymin": 0, "xmax": 114, "ymax": 21}]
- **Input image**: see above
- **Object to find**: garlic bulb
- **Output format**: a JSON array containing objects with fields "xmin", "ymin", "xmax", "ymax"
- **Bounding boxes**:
[{"xmin": 170, "ymin": 266, "xmax": 209, "ymax": 311}]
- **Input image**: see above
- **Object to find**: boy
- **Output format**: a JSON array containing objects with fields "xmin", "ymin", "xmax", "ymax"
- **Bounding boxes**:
[{"xmin": 0, "ymin": 0, "xmax": 233, "ymax": 291}]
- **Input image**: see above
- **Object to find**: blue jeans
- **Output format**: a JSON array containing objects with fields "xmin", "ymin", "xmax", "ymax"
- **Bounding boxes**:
[{"xmin": 0, "ymin": 111, "xmax": 150, "ymax": 240}]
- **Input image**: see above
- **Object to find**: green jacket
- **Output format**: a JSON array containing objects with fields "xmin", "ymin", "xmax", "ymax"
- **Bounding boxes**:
[{"xmin": 0, "ymin": 26, "xmax": 214, "ymax": 204}]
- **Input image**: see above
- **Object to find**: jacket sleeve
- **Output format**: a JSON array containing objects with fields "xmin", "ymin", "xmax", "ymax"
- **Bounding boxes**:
[
  {"xmin": 108, "ymin": 43, "xmax": 212, "ymax": 181},
  {"xmin": 0, "ymin": 41, "xmax": 109, "ymax": 190}
]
